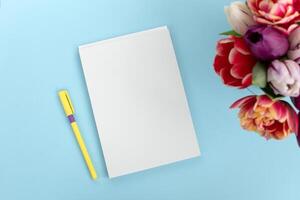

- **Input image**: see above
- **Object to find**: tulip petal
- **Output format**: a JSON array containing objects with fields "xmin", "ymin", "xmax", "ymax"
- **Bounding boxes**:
[
  {"xmin": 275, "ymin": 11, "xmax": 299, "ymax": 25},
  {"xmin": 233, "ymin": 37, "xmax": 251, "ymax": 55},
  {"xmin": 282, "ymin": 122, "xmax": 290, "ymax": 138},
  {"xmin": 287, "ymin": 49, "xmax": 300, "ymax": 63},
  {"xmin": 220, "ymin": 67, "xmax": 241, "ymax": 87},
  {"xmin": 240, "ymin": 100, "xmax": 256, "ymax": 118},
  {"xmin": 258, "ymin": 1, "xmax": 271, "ymax": 13},
  {"xmin": 270, "ymin": 101, "xmax": 288, "ymax": 121},
  {"xmin": 288, "ymin": 26, "xmax": 300, "ymax": 49},
  {"xmin": 269, "ymin": 3, "xmax": 286, "ymax": 19},
  {"xmin": 247, "ymin": 0, "xmax": 259, "ymax": 15},
  {"xmin": 228, "ymin": 48, "xmax": 240, "ymax": 64},
  {"xmin": 230, "ymin": 63, "xmax": 252, "ymax": 79},
  {"xmin": 228, "ymin": 48, "xmax": 256, "ymax": 67},
  {"xmin": 230, "ymin": 95, "xmax": 256, "ymax": 109},
  {"xmin": 216, "ymin": 38, "xmax": 234, "ymax": 56},
  {"xmin": 265, "ymin": 122, "xmax": 278, "ymax": 133},
  {"xmin": 274, "ymin": 23, "xmax": 298, "ymax": 34},
  {"xmin": 241, "ymin": 73, "xmax": 253, "ymax": 88},
  {"xmin": 274, "ymin": 123, "xmax": 288, "ymax": 140},
  {"xmin": 213, "ymin": 55, "xmax": 231, "ymax": 75},
  {"xmin": 255, "ymin": 95, "xmax": 274, "ymax": 108},
  {"xmin": 286, "ymin": 104, "xmax": 298, "ymax": 133}
]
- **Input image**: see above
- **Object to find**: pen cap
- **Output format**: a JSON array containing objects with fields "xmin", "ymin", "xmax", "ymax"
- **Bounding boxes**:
[{"xmin": 58, "ymin": 90, "xmax": 75, "ymax": 116}]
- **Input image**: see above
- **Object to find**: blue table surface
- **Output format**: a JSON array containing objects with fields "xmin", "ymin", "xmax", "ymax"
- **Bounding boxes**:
[{"xmin": 1, "ymin": 0, "xmax": 300, "ymax": 200}]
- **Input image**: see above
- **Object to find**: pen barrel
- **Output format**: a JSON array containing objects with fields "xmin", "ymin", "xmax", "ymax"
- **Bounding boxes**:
[{"xmin": 70, "ymin": 121, "xmax": 98, "ymax": 180}]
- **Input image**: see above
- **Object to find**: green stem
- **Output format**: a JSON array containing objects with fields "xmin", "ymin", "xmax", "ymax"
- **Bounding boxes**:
[{"xmin": 260, "ymin": 85, "xmax": 283, "ymax": 100}]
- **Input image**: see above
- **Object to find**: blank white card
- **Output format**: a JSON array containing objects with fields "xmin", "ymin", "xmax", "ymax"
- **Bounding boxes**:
[{"xmin": 79, "ymin": 26, "xmax": 200, "ymax": 178}]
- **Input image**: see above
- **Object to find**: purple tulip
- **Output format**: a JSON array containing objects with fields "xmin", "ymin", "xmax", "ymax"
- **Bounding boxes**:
[{"xmin": 244, "ymin": 25, "xmax": 289, "ymax": 61}]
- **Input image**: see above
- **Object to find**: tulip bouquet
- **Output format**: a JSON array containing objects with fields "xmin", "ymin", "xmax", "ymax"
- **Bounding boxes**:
[{"xmin": 213, "ymin": 0, "xmax": 300, "ymax": 145}]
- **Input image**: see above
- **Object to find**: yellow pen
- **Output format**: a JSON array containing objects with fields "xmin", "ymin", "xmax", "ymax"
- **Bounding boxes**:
[{"xmin": 58, "ymin": 90, "xmax": 98, "ymax": 180}]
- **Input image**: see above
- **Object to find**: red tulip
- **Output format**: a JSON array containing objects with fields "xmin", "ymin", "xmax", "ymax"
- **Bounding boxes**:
[{"xmin": 213, "ymin": 36, "xmax": 257, "ymax": 89}]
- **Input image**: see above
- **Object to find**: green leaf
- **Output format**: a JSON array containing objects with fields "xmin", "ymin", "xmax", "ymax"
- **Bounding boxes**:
[
  {"xmin": 219, "ymin": 30, "xmax": 242, "ymax": 37},
  {"xmin": 252, "ymin": 62, "xmax": 283, "ymax": 99},
  {"xmin": 252, "ymin": 62, "xmax": 267, "ymax": 88}
]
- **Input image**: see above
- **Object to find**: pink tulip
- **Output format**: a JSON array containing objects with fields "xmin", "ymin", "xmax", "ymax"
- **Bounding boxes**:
[
  {"xmin": 288, "ymin": 27, "xmax": 300, "ymax": 63},
  {"xmin": 230, "ymin": 95, "xmax": 298, "ymax": 140},
  {"xmin": 247, "ymin": 0, "xmax": 300, "ymax": 34}
]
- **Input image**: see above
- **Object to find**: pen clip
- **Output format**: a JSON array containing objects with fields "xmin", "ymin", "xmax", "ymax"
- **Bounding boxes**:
[
  {"xmin": 64, "ymin": 92, "xmax": 75, "ymax": 114},
  {"xmin": 58, "ymin": 90, "xmax": 75, "ymax": 116}
]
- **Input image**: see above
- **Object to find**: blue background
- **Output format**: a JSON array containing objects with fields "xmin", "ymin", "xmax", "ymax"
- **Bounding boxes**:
[{"xmin": 1, "ymin": 0, "xmax": 299, "ymax": 199}]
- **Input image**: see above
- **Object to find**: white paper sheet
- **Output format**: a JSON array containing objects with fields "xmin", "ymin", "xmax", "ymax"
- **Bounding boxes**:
[{"xmin": 79, "ymin": 26, "xmax": 200, "ymax": 178}]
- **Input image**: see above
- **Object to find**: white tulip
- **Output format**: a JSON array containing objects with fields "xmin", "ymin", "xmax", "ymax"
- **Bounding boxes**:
[
  {"xmin": 268, "ymin": 60, "xmax": 300, "ymax": 97},
  {"xmin": 224, "ymin": 1, "xmax": 256, "ymax": 35}
]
